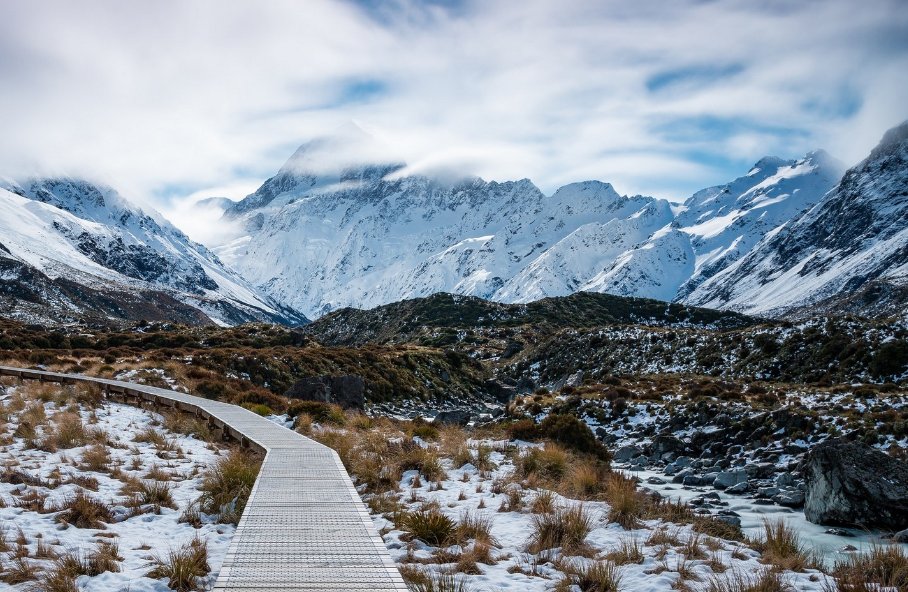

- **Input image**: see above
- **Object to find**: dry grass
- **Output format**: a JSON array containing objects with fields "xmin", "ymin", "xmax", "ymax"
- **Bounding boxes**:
[
  {"xmin": 52, "ymin": 412, "xmax": 87, "ymax": 449},
  {"xmin": 603, "ymin": 473, "xmax": 642, "ymax": 529},
  {"xmin": 136, "ymin": 480, "xmax": 177, "ymax": 509},
  {"xmin": 830, "ymin": 543, "xmax": 908, "ymax": 591},
  {"xmin": 402, "ymin": 507, "xmax": 456, "ymax": 546},
  {"xmin": 749, "ymin": 519, "xmax": 817, "ymax": 572},
  {"xmin": 531, "ymin": 489, "xmax": 556, "ymax": 514},
  {"xmin": 79, "ymin": 443, "xmax": 111, "ymax": 472},
  {"xmin": 457, "ymin": 510, "xmax": 497, "ymax": 546},
  {"xmin": 527, "ymin": 504, "xmax": 594, "ymax": 556},
  {"xmin": 705, "ymin": 569, "xmax": 792, "ymax": 592},
  {"xmin": 198, "ymin": 449, "xmax": 261, "ymax": 524},
  {"xmin": 146, "ymin": 537, "xmax": 210, "ymax": 592},
  {"xmin": 54, "ymin": 491, "xmax": 114, "ymax": 529},
  {"xmin": 2, "ymin": 557, "xmax": 39, "ymax": 584},
  {"xmin": 603, "ymin": 537, "xmax": 644, "ymax": 565},
  {"xmin": 558, "ymin": 559, "xmax": 623, "ymax": 592}
]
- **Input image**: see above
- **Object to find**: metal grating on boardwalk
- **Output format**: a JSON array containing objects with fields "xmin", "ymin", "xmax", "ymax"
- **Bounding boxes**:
[{"xmin": 0, "ymin": 365, "xmax": 409, "ymax": 591}]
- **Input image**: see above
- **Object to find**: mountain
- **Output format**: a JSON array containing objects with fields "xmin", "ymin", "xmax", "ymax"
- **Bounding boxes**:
[
  {"xmin": 684, "ymin": 121, "xmax": 908, "ymax": 318},
  {"xmin": 0, "ymin": 178, "xmax": 307, "ymax": 326},
  {"xmin": 216, "ymin": 123, "xmax": 846, "ymax": 319}
]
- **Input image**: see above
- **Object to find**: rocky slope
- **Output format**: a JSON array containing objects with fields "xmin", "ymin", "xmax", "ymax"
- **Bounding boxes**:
[
  {"xmin": 0, "ymin": 178, "xmax": 307, "ymax": 326},
  {"xmin": 686, "ymin": 121, "xmax": 908, "ymax": 318}
]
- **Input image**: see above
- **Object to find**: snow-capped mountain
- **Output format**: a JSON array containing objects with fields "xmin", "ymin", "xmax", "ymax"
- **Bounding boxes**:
[
  {"xmin": 684, "ymin": 121, "xmax": 908, "ymax": 317},
  {"xmin": 0, "ymin": 178, "xmax": 307, "ymax": 326},
  {"xmin": 216, "ymin": 123, "xmax": 848, "ymax": 319}
]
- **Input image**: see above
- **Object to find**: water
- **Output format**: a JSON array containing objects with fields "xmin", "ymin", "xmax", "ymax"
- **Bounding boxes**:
[{"xmin": 629, "ymin": 467, "xmax": 908, "ymax": 567}]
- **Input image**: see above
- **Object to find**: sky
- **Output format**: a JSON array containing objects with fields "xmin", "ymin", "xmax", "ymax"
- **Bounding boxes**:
[{"xmin": 0, "ymin": 0, "xmax": 906, "ymax": 244}]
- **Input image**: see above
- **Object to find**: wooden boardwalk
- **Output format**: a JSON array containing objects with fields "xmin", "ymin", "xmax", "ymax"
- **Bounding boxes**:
[{"xmin": 0, "ymin": 365, "xmax": 408, "ymax": 591}]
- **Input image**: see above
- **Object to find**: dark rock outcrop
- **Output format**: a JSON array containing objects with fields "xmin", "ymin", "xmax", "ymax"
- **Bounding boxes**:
[
  {"xmin": 803, "ymin": 439, "xmax": 908, "ymax": 529},
  {"xmin": 433, "ymin": 410, "xmax": 471, "ymax": 426},
  {"xmin": 285, "ymin": 375, "xmax": 365, "ymax": 409}
]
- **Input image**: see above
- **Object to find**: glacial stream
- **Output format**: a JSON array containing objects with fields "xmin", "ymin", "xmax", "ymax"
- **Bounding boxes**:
[{"xmin": 630, "ymin": 467, "xmax": 908, "ymax": 567}]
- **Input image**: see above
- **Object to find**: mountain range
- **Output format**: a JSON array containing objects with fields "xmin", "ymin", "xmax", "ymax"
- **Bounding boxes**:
[{"xmin": 0, "ymin": 120, "xmax": 905, "ymax": 326}]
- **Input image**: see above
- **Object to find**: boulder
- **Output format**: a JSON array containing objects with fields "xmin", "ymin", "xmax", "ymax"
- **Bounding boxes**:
[
  {"xmin": 652, "ymin": 435, "xmax": 686, "ymax": 456},
  {"xmin": 773, "ymin": 489, "xmax": 805, "ymax": 508},
  {"xmin": 803, "ymin": 439, "xmax": 908, "ymax": 529},
  {"xmin": 893, "ymin": 529, "xmax": 908, "ymax": 544},
  {"xmin": 613, "ymin": 445, "xmax": 642, "ymax": 462},
  {"xmin": 433, "ymin": 410, "xmax": 471, "ymax": 426},
  {"xmin": 285, "ymin": 375, "xmax": 365, "ymax": 409},
  {"xmin": 714, "ymin": 469, "xmax": 748, "ymax": 490}
]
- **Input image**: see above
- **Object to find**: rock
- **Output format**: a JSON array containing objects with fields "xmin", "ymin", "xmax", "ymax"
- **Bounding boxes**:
[
  {"xmin": 683, "ymin": 474, "xmax": 712, "ymax": 487},
  {"xmin": 663, "ymin": 463, "xmax": 680, "ymax": 476},
  {"xmin": 433, "ymin": 410, "xmax": 472, "ymax": 426},
  {"xmin": 825, "ymin": 528, "xmax": 855, "ymax": 537},
  {"xmin": 614, "ymin": 445, "xmax": 642, "ymax": 462},
  {"xmin": 672, "ymin": 469, "xmax": 693, "ymax": 484},
  {"xmin": 773, "ymin": 490, "xmax": 805, "ymax": 508},
  {"xmin": 894, "ymin": 529, "xmax": 908, "ymax": 543},
  {"xmin": 757, "ymin": 486, "xmax": 780, "ymax": 498},
  {"xmin": 716, "ymin": 515, "xmax": 742, "ymax": 527},
  {"xmin": 804, "ymin": 439, "xmax": 908, "ymax": 529},
  {"xmin": 285, "ymin": 375, "xmax": 365, "ymax": 409},
  {"xmin": 652, "ymin": 435, "xmax": 686, "ymax": 456},
  {"xmin": 775, "ymin": 472, "xmax": 796, "ymax": 488},
  {"xmin": 674, "ymin": 456, "xmax": 693, "ymax": 468},
  {"xmin": 725, "ymin": 482, "xmax": 750, "ymax": 495},
  {"xmin": 714, "ymin": 469, "xmax": 748, "ymax": 490},
  {"xmin": 484, "ymin": 379, "xmax": 517, "ymax": 403},
  {"xmin": 565, "ymin": 371, "xmax": 584, "ymax": 388},
  {"xmin": 840, "ymin": 544, "xmax": 858, "ymax": 552}
]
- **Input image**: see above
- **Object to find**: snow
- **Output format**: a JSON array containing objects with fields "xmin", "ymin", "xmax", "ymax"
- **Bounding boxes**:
[
  {"xmin": 0, "ymin": 383, "xmax": 234, "ymax": 591},
  {"xmin": 354, "ymin": 434, "xmax": 830, "ymax": 592}
]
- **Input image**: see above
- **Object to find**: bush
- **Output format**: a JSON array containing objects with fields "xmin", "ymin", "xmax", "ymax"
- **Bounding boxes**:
[
  {"xmin": 402, "ymin": 508, "xmax": 456, "ymax": 546},
  {"xmin": 54, "ymin": 491, "xmax": 113, "ymax": 529},
  {"xmin": 527, "ymin": 504, "xmax": 593, "ymax": 555},
  {"xmin": 507, "ymin": 418, "xmax": 542, "ymax": 441},
  {"xmin": 538, "ymin": 414, "xmax": 610, "ymax": 460},
  {"xmin": 146, "ymin": 537, "xmax": 210, "ymax": 591},
  {"xmin": 198, "ymin": 449, "xmax": 261, "ymax": 524},
  {"xmin": 287, "ymin": 400, "xmax": 346, "ymax": 426}
]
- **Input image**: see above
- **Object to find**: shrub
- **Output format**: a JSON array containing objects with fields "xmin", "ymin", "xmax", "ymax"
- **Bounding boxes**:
[
  {"xmin": 750, "ymin": 519, "xmax": 815, "ymax": 572},
  {"xmin": 55, "ymin": 491, "xmax": 113, "ymax": 529},
  {"xmin": 831, "ymin": 543, "xmax": 908, "ymax": 592},
  {"xmin": 402, "ymin": 508, "xmax": 456, "ymax": 546},
  {"xmin": 137, "ymin": 480, "xmax": 177, "ymax": 509},
  {"xmin": 518, "ymin": 443, "xmax": 571, "ymax": 482},
  {"xmin": 53, "ymin": 412, "xmax": 87, "ymax": 449},
  {"xmin": 146, "ymin": 537, "xmax": 210, "ymax": 591},
  {"xmin": 507, "ymin": 418, "xmax": 542, "ymax": 441},
  {"xmin": 604, "ymin": 473, "xmax": 642, "ymax": 529},
  {"xmin": 705, "ymin": 569, "xmax": 791, "ymax": 592},
  {"xmin": 287, "ymin": 400, "xmax": 345, "ymax": 426},
  {"xmin": 457, "ymin": 510, "xmax": 496, "ymax": 546},
  {"xmin": 527, "ymin": 504, "xmax": 593, "ymax": 555},
  {"xmin": 198, "ymin": 449, "xmax": 261, "ymax": 524},
  {"xmin": 560, "ymin": 560, "xmax": 622, "ymax": 592},
  {"xmin": 241, "ymin": 402, "xmax": 273, "ymax": 416},
  {"xmin": 538, "ymin": 414, "xmax": 610, "ymax": 460}
]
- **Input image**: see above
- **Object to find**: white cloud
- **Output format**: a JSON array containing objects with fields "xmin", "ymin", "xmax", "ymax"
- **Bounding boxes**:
[{"xmin": 0, "ymin": 0, "xmax": 905, "ymax": 236}]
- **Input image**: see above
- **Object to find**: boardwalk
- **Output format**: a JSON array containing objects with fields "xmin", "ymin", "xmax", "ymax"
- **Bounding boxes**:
[{"xmin": 0, "ymin": 365, "xmax": 408, "ymax": 591}]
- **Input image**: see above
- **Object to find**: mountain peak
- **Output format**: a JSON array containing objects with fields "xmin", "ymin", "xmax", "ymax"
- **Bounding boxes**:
[
  {"xmin": 280, "ymin": 122, "xmax": 404, "ymax": 177},
  {"xmin": 870, "ymin": 119, "xmax": 908, "ymax": 160}
]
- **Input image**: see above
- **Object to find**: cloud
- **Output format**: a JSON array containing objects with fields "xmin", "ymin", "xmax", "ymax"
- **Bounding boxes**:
[{"xmin": 0, "ymin": 0, "xmax": 905, "ymax": 237}]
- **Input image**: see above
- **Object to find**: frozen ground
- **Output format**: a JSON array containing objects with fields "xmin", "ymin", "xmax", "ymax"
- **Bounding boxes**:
[
  {"xmin": 0, "ymin": 381, "xmax": 234, "ymax": 591},
  {"xmin": 355, "ymin": 436, "xmax": 832, "ymax": 592}
]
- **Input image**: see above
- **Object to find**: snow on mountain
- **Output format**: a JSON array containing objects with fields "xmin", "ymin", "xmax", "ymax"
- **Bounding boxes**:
[
  {"xmin": 683, "ymin": 121, "xmax": 908, "ymax": 317},
  {"xmin": 217, "ymin": 123, "xmax": 855, "ymax": 319},
  {"xmin": 0, "ymin": 178, "xmax": 306, "ymax": 326},
  {"xmin": 674, "ymin": 150, "xmax": 845, "ymax": 298}
]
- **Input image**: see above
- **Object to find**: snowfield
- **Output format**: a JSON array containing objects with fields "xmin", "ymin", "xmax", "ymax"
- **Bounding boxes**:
[{"xmin": 0, "ymin": 380, "xmax": 235, "ymax": 591}]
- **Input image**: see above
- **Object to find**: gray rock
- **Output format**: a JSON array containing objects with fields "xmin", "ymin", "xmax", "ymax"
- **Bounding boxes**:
[
  {"xmin": 894, "ymin": 529, "xmax": 908, "ymax": 543},
  {"xmin": 775, "ymin": 472, "xmax": 796, "ymax": 488},
  {"xmin": 285, "ymin": 374, "xmax": 365, "ymax": 409},
  {"xmin": 613, "ymin": 445, "xmax": 642, "ymax": 462},
  {"xmin": 804, "ymin": 439, "xmax": 908, "ymax": 529},
  {"xmin": 773, "ymin": 489, "xmax": 805, "ymax": 508},
  {"xmin": 725, "ymin": 482, "xmax": 750, "ymax": 495},
  {"xmin": 683, "ymin": 474, "xmax": 712, "ymax": 487},
  {"xmin": 825, "ymin": 528, "xmax": 855, "ymax": 537},
  {"xmin": 646, "ymin": 476, "xmax": 667, "ymax": 485},
  {"xmin": 757, "ymin": 486, "xmax": 780, "ymax": 498},
  {"xmin": 714, "ymin": 469, "xmax": 748, "ymax": 490},
  {"xmin": 433, "ymin": 409, "xmax": 472, "ymax": 426},
  {"xmin": 716, "ymin": 515, "xmax": 742, "ymax": 527},
  {"xmin": 674, "ymin": 456, "xmax": 693, "ymax": 468},
  {"xmin": 663, "ymin": 463, "xmax": 680, "ymax": 476},
  {"xmin": 652, "ymin": 434, "xmax": 686, "ymax": 456},
  {"xmin": 672, "ymin": 469, "xmax": 693, "ymax": 484}
]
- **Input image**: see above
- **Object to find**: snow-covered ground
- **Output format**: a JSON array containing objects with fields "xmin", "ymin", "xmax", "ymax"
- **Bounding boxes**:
[
  {"xmin": 0, "ymin": 380, "xmax": 234, "ymax": 591},
  {"xmin": 338, "ymin": 432, "xmax": 832, "ymax": 592}
]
